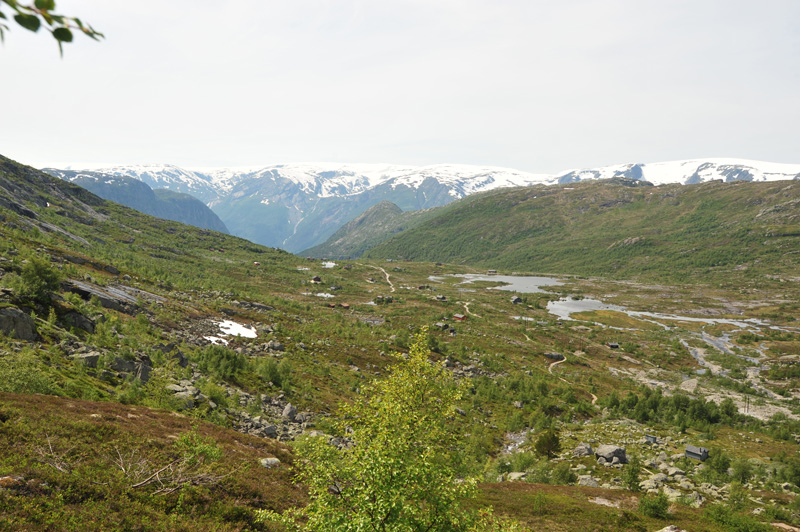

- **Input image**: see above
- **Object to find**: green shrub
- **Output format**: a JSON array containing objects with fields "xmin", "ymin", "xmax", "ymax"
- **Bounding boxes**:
[
  {"xmin": 174, "ymin": 429, "xmax": 223, "ymax": 466},
  {"xmin": 533, "ymin": 429, "xmax": 561, "ymax": 459},
  {"xmin": 195, "ymin": 345, "xmax": 246, "ymax": 381},
  {"xmin": 704, "ymin": 504, "xmax": 770, "ymax": 532},
  {"xmin": 530, "ymin": 492, "xmax": 547, "ymax": 516},
  {"xmin": 638, "ymin": 492, "xmax": 669, "ymax": 519},
  {"xmin": 256, "ymin": 357, "xmax": 293, "ymax": 391},
  {"xmin": 0, "ymin": 350, "xmax": 57, "ymax": 395},
  {"xmin": 4, "ymin": 256, "xmax": 63, "ymax": 304},
  {"xmin": 550, "ymin": 461, "xmax": 576, "ymax": 485},
  {"xmin": 731, "ymin": 458, "xmax": 753, "ymax": 484},
  {"xmin": 622, "ymin": 454, "xmax": 643, "ymax": 492}
]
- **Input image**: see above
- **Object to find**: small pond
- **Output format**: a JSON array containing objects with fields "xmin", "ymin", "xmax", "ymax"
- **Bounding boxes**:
[{"xmin": 428, "ymin": 274, "xmax": 563, "ymax": 293}]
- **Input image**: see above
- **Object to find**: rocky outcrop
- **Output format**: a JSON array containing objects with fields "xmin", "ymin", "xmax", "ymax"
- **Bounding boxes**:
[
  {"xmin": 63, "ymin": 280, "xmax": 165, "ymax": 315},
  {"xmin": 60, "ymin": 311, "xmax": 96, "ymax": 334},
  {"xmin": 0, "ymin": 307, "xmax": 39, "ymax": 341},
  {"xmin": 70, "ymin": 351, "xmax": 101, "ymax": 368}
]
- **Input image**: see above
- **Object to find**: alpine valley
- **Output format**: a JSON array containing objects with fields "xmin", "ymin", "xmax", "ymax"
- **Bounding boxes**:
[{"xmin": 3, "ymin": 151, "xmax": 800, "ymax": 531}]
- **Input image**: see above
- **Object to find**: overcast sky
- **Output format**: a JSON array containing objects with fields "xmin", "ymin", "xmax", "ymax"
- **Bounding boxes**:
[{"xmin": 2, "ymin": 0, "xmax": 799, "ymax": 173}]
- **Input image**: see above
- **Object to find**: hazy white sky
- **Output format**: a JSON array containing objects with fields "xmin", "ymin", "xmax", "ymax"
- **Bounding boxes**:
[{"xmin": 2, "ymin": 0, "xmax": 798, "ymax": 172}]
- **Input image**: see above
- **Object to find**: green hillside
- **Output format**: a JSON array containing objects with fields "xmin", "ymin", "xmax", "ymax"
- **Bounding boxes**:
[
  {"xmin": 299, "ymin": 201, "xmax": 441, "ymax": 259},
  {"xmin": 366, "ymin": 178, "xmax": 800, "ymax": 283}
]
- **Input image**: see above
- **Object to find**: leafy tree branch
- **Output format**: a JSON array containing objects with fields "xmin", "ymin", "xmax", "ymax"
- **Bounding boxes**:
[{"xmin": 0, "ymin": 0, "xmax": 102, "ymax": 55}]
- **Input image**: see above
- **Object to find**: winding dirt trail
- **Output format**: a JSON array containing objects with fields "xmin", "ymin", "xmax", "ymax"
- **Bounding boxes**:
[
  {"xmin": 548, "ymin": 356, "xmax": 568, "ymax": 379},
  {"xmin": 460, "ymin": 301, "xmax": 481, "ymax": 318},
  {"xmin": 361, "ymin": 264, "xmax": 395, "ymax": 292},
  {"xmin": 533, "ymin": 338, "xmax": 598, "ymax": 404}
]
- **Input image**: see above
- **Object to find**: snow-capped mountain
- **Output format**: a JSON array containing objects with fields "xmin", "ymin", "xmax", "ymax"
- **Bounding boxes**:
[
  {"xmin": 53, "ymin": 158, "xmax": 799, "ymax": 252},
  {"xmin": 554, "ymin": 159, "xmax": 800, "ymax": 185},
  {"xmin": 190, "ymin": 163, "xmax": 550, "ymax": 199},
  {"xmin": 61, "ymin": 164, "xmax": 221, "ymax": 202}
]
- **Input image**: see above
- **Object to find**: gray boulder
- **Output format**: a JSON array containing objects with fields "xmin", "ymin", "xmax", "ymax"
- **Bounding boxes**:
[
  {"xmin": 267, "ymin": 340, "xmax": 285, "ymax": 352},
  {"xmin": 667, "ymin": 466, "xmax": 685, "ymax": 477},
  {"xmin": 110, "ymin": 357, "xmax": 137, "ymax": 373},
  {"xmin": 652, "ymin": 472, "xmax": 669, "ymax": 483},
  {"xmin": 640, "ymin": 479, "xmax": 660, "ymax": 491},
  {"xmin": 282, "ymin": 403, "xmax": 298, "ymax": 421},
  {"xmin": 573, "ymin": 442, "xmax": 594, "ymax": 457},
  {"xmin": 260, "ymin": 457, "xmax": 281, "ymax": 468},
  {"xmin": 0, "ymin": 307, "xmax": 38, "ymax": 341},
  {"xmin": 577, "ymin": 475, "xmax": 600, "ymax": 487},
  {"xmin": 135, "ymin": 362, "xmax": 152, "ymax": 384},
  {"xmin": 595, "ymin": 444, "xmax": 627, "ymax": 464},
  {"xmin": 71, "ymin": 351, "xmax": 101, "ymax": 368}
]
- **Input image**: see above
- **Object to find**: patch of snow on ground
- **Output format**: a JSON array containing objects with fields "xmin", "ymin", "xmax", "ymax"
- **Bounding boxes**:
[
  {"xmin": 217, "ymin": 320, "xmax": 257, "ymax": 338},
  {"xmin": 322, "ymin": 262, "xmax": 336, "ymax": 268},
  {"xmin": 204, "ymin": 336, "xmax": 229, "ymax": 345},
  {"xmin": 316, "ymin": 293, "xmax": 335, "ymax": 298}
]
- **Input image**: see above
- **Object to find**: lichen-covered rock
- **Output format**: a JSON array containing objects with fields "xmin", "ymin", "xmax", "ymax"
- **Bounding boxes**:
[
  {"xmin": 667, "ymin": 466, "xmax": 685, "ymax": 477},
  {"xmin": 578, "ymin": 475, "xmax": 600, "ymax": 487},
  {"xmin": 259, "ymin": 457, "xmax": 281, "ymax": 468}
]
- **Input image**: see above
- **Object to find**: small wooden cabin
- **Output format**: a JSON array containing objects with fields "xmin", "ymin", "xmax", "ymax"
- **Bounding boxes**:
[{"xmin": 685, "ymin": 445, "xmax": 709, "ymax": 461}]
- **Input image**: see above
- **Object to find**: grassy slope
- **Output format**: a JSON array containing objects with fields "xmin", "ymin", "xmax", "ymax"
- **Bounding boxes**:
[
  {"xmin": 365, "ymin": 178, "xmax": 800, "ymax": 283},
  {"xmin": 0, "ymin": 393, "xmax": 303, "ymax": 532}
]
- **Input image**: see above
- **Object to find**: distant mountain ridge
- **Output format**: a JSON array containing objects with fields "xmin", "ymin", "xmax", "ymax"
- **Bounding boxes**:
[
  {"xmin": 43, "ymin": 169, "xmax": 229, "ymax": 234},
  {"xmin": 51, "ymin": 159, "xmax": 800, "ymax": 252}
]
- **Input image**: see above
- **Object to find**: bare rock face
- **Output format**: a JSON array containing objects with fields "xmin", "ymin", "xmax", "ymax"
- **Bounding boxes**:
[{"xmin": 0, "ymin": 307, "xmax": 39, "ymax": 341}]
